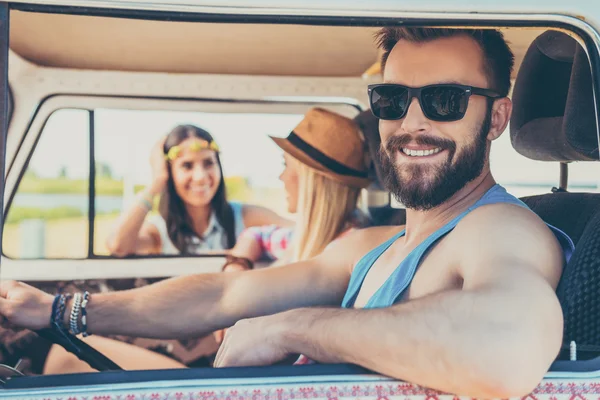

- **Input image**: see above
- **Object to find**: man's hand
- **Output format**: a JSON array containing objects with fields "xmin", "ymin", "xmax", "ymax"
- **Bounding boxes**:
[
  {"xmin": 0, "ymin": 281, "xmax": 54, "ymax": 330},
  {"xmin": 214, "ymin": 314, "xmax": 291, "ymax": 368}
]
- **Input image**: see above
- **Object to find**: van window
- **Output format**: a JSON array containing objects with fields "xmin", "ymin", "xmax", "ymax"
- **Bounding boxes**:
[
  {"xmin": 3, "ymin": 106, "xmax": 310, "ymax": 259},
  {"xmin": 490, "ymin": 127, "xmax": 600, "ymax": 197},
  {"xmin": 92, "ymin": 108, "xmax": 303, "ymax": 256},
  {"xmin": 3, "ymin": 109, "xmax": 91, "ymax": 259}
]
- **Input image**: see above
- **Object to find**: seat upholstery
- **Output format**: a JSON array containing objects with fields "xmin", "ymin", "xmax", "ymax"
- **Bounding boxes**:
[
  {"xmin": 522, "ymin": 192, "xmax": 600, "ymax": 360},
  {"xmin": 512, "ymin": 30, "xmax": 600, "ymax": 360}
]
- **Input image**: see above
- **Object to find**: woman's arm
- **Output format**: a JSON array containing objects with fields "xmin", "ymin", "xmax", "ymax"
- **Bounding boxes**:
[
  {"xmin": 106, "ymin": 136, "xmax": 169, "ymax": 256},
  {"xmin": 241, "ymin": 204, "xmax": 294, "ymax": 228},
  {"xmin": 105, "ymin": 182, "xmax": 164, "ymax": 256},
  {"xmin": 226, "ymin": 226, "xmax": 293, "ymax": 269},
  {"xmin": 229, "ymin": 229, "xmax": 265, "ymax": 262}
]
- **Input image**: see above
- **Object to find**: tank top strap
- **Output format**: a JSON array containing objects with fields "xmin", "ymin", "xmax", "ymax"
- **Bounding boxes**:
[
  {"xmin": 362, "ymin": 211, "xmax": 469, "ymax": 308},
  {"xmin": 341, "ymin": 229, "xmax": 405, "ymax": 308}
]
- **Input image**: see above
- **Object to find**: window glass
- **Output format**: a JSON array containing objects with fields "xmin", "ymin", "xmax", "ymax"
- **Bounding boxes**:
[
  {"xmin": 92, "ymin": 109, "xmax": 304, "ymax": 256},
  {"xmin": 490, "ymin": 127, "xmax": 600, "ymax": 197},
  {"xmin": 3, "ymin": 109, "xmax": 90, "ymax": 259}
]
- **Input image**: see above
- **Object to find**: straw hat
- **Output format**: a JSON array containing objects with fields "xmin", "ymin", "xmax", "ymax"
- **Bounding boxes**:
[{"xmin": 270, "ymin": 108, "xmax": 371, "ymax": 188}]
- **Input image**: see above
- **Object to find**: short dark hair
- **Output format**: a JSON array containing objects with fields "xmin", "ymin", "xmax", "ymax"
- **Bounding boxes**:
[{"xmin": 375, "ymin": 27, "xmax": 515, "ymax": 97}]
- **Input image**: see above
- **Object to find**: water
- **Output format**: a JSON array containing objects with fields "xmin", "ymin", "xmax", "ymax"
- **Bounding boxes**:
[{"xmin": 12, "ymin": 193, "xmax": 124, "ymax": 214}]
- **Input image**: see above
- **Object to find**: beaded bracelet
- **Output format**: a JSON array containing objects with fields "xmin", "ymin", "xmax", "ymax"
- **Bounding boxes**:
[
  {"xmin": 58, "ymin": 293, "xmax": 71, "ymax": 331},
  {"xmin": 81, "ymin": 291, "xmax": 91, "ymax": 337},
  {"xmin": 69, "ymin": 293, "xmax": 83, "ymax": 335}
]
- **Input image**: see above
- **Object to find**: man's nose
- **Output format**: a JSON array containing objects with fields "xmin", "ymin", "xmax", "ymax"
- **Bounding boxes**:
[{"xmin": 400, "ymin": 97, "xmax": 431, "ymax": 134}]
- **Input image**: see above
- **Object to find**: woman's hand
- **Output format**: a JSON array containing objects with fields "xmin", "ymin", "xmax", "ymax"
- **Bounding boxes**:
[
  {"xmin": 149, "ymin": 136, "xmax": 169, "ymax": 194},
  {"xmin": 0, "ymin": 281, "xmax": 54, "ymax": 330}
]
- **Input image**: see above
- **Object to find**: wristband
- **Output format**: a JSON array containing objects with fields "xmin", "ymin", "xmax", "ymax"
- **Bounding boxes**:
[{"xmin": 222, "ymin": 255, "xmax": 254, "ymax": 272}]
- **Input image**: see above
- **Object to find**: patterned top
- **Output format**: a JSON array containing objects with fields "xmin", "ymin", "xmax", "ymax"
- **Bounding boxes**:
[
  {"xmin": 240, "ymin": 224, "xmax": 359, "ymax": 262},
  {"xmin": 147, "ymin": 201, "xmax": 245, "ymax": 254},
  {"xmin": 240, "ymin": 225, "xmax": 294, "ymax": 261}
]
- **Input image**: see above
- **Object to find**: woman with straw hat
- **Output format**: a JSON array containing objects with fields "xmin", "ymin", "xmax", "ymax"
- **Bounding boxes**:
[{"xmin": 222, "ymin": 107, "xmax": 372, "ymax": 272}]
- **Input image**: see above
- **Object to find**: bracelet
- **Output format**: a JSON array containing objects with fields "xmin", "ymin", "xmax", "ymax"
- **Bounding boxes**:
[
  {"xmin": 81, "ymin": 291, "xmax": 91, "ymax": 337},
  {"xmin": 136, "ymin": 191, "xmax": 154, "ymax": 211},
  {"xmin": 52, "ymin": 293, "xmax": 72, "ymax": 332},
  {"xmin": 57, "ymin": 294, "xmax": 70, "ymax": 330},
  {"xmin": 50, "ymin": 294, "xmax": 60, "ymax": 328},
  {"xmin": 222, "ymin": 255, "xmax": 254, "ymax": 272},
  {"xmin": 69, "ymin": 293, "xmax": 83, "ymax": 335}
]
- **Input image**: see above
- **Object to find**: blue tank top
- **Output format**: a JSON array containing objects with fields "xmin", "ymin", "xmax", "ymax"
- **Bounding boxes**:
[{"xmin": 341, "ymin": 184, "xmax": 575, "ymax": 309}]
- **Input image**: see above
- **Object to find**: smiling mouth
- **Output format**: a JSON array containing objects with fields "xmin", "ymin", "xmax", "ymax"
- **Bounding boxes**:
[
  {"xmin": 189, "ymin": 185, "xmax": 211, "ymax": 193},
  {"xmin": 401, "ymin": 147, "xmax": 443, "ymax": 157}
]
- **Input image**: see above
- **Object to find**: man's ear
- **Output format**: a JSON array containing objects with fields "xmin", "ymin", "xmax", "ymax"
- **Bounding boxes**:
[{"xmin": 487, "ymin": 97, "xmax": 512, "ymax": 141}]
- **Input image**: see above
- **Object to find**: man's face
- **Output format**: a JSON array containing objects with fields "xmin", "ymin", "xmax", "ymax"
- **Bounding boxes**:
[{"xmin": 379, "ymin": 35, "xmax": 496, "ymax": 211}]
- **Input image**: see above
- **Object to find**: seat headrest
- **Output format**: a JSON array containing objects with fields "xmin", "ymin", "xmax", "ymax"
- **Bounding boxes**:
[{"xmin": 510, "ymin": 30, "xmax": 599, "ymax": 161}]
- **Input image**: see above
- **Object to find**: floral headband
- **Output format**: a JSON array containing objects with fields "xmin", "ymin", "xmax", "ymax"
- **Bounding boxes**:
[{"xmin": 164, "ymin": 139, "xmax": 220, "ymax": 161}]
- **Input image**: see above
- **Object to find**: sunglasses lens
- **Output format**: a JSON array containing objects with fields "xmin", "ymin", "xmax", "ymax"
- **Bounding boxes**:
[
  {"xmin": 421, "ymin": 86, "xmax": 469, "ymax": 121},
  {"xmin": 370, "ymin": 86, "xmax": 409, "ymax": 120}
]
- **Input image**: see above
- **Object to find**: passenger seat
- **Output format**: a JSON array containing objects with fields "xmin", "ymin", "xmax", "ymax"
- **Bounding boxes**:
[{"xmin": 510, "ymin": 30, "xmax": 600, "ymax": 361}]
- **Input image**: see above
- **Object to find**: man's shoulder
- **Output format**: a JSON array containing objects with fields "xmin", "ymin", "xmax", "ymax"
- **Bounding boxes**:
[
  {"xmin": 451, "ymin": 202, "xmax": 563, "ymax": 283},
  {"xmin": 457, "ymin": 201, "xmax": 547, "ymax": 235},
  {"xmin": 330, "ymin": 225, "xmax": 404, "ymax": 255}
]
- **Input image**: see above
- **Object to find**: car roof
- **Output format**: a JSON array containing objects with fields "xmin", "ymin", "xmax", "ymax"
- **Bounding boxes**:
[{"xmin": 8, "ymin": 11, "xmax": 546, "ymax": 78}]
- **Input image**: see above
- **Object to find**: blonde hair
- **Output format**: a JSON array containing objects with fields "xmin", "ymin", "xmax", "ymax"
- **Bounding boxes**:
[{"xmin": 290, "ymin": 163, "xmax": 362, "ymax": 262}]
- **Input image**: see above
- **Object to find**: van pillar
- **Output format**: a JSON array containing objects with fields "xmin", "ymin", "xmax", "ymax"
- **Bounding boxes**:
[{"xmin": 0, "ymin": 3, "xmax": 8, "ymax": 258}]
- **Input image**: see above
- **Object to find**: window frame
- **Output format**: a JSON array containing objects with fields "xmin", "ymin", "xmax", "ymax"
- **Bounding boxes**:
[
  {"xmin": 2, "ymin": 0, "xmax": 600, "ymax": 385},
  {"xmin": 2, "ymin": 94, "xmax": 362, "ymax": 261}
]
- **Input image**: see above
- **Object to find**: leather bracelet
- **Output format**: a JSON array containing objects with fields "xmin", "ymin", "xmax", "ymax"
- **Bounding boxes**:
[
  {"xmin": 222, "ymin": 255, "xmax": 254, "ymax": 272},
  {"xmin": 57, "ymin": 293, "xmax": 72, "ymax": 331}
]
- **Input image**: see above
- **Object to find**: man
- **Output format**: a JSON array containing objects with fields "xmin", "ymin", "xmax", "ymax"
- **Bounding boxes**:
[{"xmin": 0, "ymin": 28, "xmax": 571, "ymax": 398}]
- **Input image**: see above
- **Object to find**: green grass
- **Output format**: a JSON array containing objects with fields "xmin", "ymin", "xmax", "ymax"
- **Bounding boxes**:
[
  {"xmin": 6, "ymin": 206, "xmax": 84, "ymax": 224},
  {"xmin": 17, "ymin": 176, "xmax": 251, "ymax": 198},
  {"xmin": 5, "ymin": 206, "xmax": 122, "ymax": 225},
  {"xmin": 18, "ymin": 176, "xmax": 145, "ymax": 196}
]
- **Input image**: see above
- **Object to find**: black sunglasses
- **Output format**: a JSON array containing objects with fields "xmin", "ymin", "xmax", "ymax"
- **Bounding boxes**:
[{"xmin": 368, "ymin": 83, "xmax": 502, "ymax": 122}]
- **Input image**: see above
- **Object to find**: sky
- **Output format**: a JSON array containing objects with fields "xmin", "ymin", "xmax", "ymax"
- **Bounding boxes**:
[{"xmin": 29, "ymin": 107, "xmax": 600, "ymax": 194}]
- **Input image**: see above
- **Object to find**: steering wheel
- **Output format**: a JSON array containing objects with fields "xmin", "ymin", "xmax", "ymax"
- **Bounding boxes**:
[{"xmin": 35, "ymin": 328, "xmax": 122, "ymax": 372}]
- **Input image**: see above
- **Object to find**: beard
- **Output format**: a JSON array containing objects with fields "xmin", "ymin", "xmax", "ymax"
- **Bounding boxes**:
[{"xmin": 379, "ymin": 109, "xmax": 492, "ymax": 211}]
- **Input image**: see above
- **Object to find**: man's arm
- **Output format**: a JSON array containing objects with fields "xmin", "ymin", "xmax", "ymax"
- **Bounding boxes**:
[
  {"xmin": 216, "ymin": 205, "xmax": 564, "ymax": 398},
  {"xmin": 85, "ymin": 253, "xmax": 351, "ymax": 338},
  {"xmin": 0, "ymin": 228, "xmax": 382, "ymax": 339}
]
